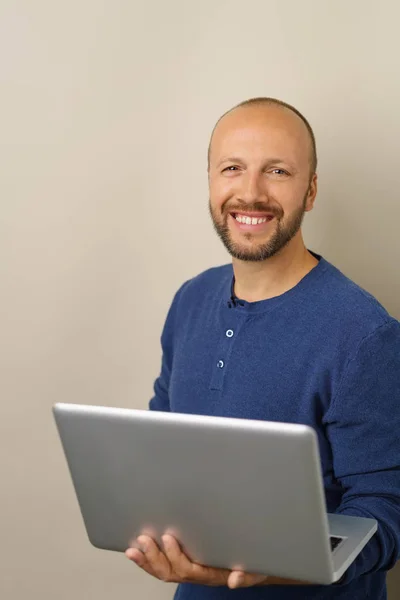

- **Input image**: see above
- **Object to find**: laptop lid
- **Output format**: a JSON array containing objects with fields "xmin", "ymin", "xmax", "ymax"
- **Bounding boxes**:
[{"xmin": 53, "ymin": 403, "xmax": 337, "ymax": 583}]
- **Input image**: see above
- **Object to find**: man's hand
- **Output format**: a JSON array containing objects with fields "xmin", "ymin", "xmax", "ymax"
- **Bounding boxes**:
[{"xmin": 125, "ymin": 535, "xmax": 311, "ymax": 589}]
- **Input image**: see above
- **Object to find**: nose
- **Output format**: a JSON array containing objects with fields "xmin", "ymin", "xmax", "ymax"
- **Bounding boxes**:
[{"xmin": 237, "ymin": 171, "xmax": 266, "ymax": 204}]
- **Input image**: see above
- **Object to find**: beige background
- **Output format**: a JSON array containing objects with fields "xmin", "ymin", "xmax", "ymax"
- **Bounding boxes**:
[{"xmin": 1, "ymin": 1, "xmax": 399, "ymax": 598}]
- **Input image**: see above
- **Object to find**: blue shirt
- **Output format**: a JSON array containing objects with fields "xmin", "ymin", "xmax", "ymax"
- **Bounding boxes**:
[{"xmin": 149, "ymin": 251, "xmax": 400, "ymax": 600}]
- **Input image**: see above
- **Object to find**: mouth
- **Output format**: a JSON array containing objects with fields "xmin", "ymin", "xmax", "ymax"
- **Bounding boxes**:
[{"xmin": 229, "ymin": 211, "xmax": 276, "ymax": 232}]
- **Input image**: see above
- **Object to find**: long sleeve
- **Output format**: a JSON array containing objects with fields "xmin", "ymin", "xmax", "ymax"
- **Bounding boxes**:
[
  {"xmin": 148, "ymin": 281, "xmax": 189, "ymax": 412},
  {"xmin": 323, "ymin": 318, "xmax": 400, "ymax": 585}
]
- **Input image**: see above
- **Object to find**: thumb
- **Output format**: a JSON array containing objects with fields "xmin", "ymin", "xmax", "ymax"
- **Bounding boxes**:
[{"xmin": 227, "ymin": 570, "xmax": 269, "ymax": 589}]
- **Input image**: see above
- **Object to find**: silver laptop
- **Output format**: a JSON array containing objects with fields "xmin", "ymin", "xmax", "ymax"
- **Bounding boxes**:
[{"xmin": 53, "ymin": 403, "xmax": 377, "ymax": 585}]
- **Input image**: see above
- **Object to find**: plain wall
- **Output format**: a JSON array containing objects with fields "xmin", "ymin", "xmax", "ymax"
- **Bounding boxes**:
[{"xmin": 1, "ymin": 1, "xmax": 399, "ymax": 598}]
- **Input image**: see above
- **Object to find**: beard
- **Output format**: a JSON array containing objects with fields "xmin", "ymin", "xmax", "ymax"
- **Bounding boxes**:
[{"xmin": 209, "ymin": 191, "xmax": 309, "ymax": 262}]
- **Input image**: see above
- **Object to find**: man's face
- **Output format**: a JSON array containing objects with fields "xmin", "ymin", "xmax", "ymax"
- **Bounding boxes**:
[{"xmin": 208, "ymin": 105, "xmax": 317, "ymax": 262}]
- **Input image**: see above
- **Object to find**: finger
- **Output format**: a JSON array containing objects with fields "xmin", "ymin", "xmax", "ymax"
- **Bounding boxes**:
[
  {"xmin": 227, "ymin": 570, "xmax": 269, "ymax": 589},
  {"xmin": 125, "ymin": 548, "xmax": 145, "ymax": 565},
  {"xmin": 162, "ymin": 535, "xmax": 230, "ymax": 586},
  {"xmin": 137, "ymin": 536, "xmax": 172, "ymax": 581},
  {"xmin": 125, "ymin": 548, "xmax": 157, "ymax": 577},
  {"xmin": 161, "ymin": 535, "xmax": 193, "ymax": 578}
]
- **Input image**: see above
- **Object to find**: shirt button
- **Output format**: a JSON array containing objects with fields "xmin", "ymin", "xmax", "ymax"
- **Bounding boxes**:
[
  {"xmin": 226, "ymin": 329, "xmax": 234, "ymax": 338},
  {"xmin": 217, "ymin": 360, "xmax": 224, "ymax": 369}
]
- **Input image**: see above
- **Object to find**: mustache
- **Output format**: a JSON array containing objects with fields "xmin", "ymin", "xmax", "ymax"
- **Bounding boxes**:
[{"xmin": 222, "ymin": 201, "xmax": 282, "ymax": 218}]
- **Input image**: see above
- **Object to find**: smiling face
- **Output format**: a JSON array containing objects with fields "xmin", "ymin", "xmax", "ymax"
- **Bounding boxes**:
[{"xmin": 208, "ymin": 104, "xmax": 317, "ymax": 262}]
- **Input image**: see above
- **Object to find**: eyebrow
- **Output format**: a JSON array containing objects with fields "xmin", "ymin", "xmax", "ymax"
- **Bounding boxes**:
[
  {"xmin": 216, "ymin": 157, "xmax": 245, "ymax": 167},
  {"xmin": 216, "ymin": 156, "xmax": 297, "ymax": 170}
]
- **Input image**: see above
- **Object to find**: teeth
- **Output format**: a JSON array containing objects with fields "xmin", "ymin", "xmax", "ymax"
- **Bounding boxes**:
[{"xmin": 235, "ymin": 215, "xmax": 268, "ymax": 224}]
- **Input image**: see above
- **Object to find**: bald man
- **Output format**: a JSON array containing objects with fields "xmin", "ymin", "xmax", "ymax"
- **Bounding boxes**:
[{"xmin": 125, "ymin": 98, "xmax": 400, "ymax": 600}]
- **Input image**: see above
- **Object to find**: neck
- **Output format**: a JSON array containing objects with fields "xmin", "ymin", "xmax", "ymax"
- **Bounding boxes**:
[{"xmin": 232, "ymin": 237, "xmax": 319, "ymax": 303}]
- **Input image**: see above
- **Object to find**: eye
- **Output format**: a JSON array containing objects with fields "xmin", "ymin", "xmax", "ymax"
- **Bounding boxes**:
[
  {"xmin": 222, "ymin": 165, "xmax": 239, "ymax": 172},
  {"xmin": 269, "ymin": 167, "xmax": 289, "ymax": 177},
  {"xmin": 270, "ymin": 168, "xmax": 289, "ymax": 176}
]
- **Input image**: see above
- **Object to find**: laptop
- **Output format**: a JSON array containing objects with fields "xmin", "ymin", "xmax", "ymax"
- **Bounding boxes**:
[{"xmin": 53, "ymin": 403, "xmax": 377, "ymax": 585}]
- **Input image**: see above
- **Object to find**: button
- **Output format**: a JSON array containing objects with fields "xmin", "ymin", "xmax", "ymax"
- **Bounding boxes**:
[
  {"xmin": 226, "ymin": 329, "xmax": 234, "ymax": 338},
  {"xmin": 217, "ymin": 360, "xmax": 224, "ymax": 369}
]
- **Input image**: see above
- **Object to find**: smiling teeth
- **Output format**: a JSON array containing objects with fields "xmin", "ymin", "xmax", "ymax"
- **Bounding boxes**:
[{"xmin": 235, "ymin": 215, "xmax": 268, "ymax": 224}]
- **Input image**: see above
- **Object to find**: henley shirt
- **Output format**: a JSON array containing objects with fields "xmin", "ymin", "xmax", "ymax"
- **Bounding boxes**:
[{"xmin": 149, "ymin": 251, "xmax": 400, "ymax": 600}]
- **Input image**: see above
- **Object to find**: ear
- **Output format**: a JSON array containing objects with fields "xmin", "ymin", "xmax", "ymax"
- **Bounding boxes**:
[{"xmin": 304, "ymin": 173, "xmax": 317, "ymax": 212}]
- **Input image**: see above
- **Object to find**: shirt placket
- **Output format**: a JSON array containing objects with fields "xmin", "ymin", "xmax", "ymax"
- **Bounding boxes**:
[{"xmin": 209, "ymin": 309, "xmax": 248, "ymax": 391}]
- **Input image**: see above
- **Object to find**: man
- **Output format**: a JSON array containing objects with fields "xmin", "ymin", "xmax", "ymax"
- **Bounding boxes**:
[{"xmin": 125, "ymin": 98, "xmax": 400, "ymax": 599}]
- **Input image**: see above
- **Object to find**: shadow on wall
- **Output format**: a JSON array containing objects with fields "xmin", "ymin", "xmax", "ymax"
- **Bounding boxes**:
[{"xmin": 388, "ymin": 566, "xmax": 400, "ymax": 597}]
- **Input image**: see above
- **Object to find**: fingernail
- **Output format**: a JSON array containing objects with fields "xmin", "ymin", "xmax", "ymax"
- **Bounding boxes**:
[
  {"xmin": 130, "ymin": 554, "xmax": 139, "ymax": 563},
  {"xmin": 162, "ymin": 535, "xmax": 171, "ymax": 549},
  {"xmin": 231, "ymin": 573, "xmax": 244, "ymax": 588},
  {"xmin": 137, "ymin": 538, "xmax": 147, "ymax": 552}
]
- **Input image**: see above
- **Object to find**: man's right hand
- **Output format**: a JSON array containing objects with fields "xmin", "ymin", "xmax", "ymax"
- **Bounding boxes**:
[
  {"xmin": 125, "ymin": 534, "xmax": 270, "ymax": 589},
  {"xmin": 125, "ymin": 534, "xmax": 313, "ymax": 589}
]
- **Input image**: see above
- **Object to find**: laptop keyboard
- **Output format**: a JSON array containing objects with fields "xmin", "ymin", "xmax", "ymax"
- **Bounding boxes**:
[{"xmin": 330, "ymin": 536, "xmax": 343, "ymax": 551}]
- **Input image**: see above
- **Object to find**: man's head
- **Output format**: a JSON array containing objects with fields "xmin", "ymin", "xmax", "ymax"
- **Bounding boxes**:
[{"xmin": 208, "ymin": 98, "xmax": 318, "ymax": 262}]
